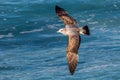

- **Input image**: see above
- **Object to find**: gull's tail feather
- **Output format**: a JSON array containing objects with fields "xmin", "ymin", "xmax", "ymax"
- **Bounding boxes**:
[{"xmin": 79, "ymin": 25, "xmax": 90, "ymax": 35}]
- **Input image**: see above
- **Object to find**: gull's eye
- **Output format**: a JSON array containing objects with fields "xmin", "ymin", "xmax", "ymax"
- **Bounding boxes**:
[{"xmin": 61, "ymin": 29, "xmax": 63, "ymax": 31}]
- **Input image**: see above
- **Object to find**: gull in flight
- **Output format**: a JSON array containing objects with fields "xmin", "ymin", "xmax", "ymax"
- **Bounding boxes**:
[{"xmin": 55, "ymin": 5, "xmax": 90, "ymax": 75}]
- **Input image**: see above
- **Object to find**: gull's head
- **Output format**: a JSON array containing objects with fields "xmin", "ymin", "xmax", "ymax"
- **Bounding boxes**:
[{"xmin": 57, "ymin": 28, "xmax": 67, "ymax": 35}]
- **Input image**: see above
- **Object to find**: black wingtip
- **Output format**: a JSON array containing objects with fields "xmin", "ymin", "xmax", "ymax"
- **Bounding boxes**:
[
  {"xmin": 68, "ymin": 63, "xmax": 77, "ymax": 75},
  {"xmin": 55, "ymin": 5, "xmax": 65, "ymax": 13},
  {"xmin": 69, "ymin": 68, "xmax": 74, "ymax": 75},
  {"xmin": 55, "ymin": 5, "xmax": 59, "ymax": 13},
  {"xmin": 82, "ymin": 25, "xmax": 90, "ymax": 35},
  {"xmin": 70, "ymin": 72, "xmax": 74, "ymax": 75},
  {"xmin": 55, "ymin": 5, "xmax": 61, "ymax": 9}
]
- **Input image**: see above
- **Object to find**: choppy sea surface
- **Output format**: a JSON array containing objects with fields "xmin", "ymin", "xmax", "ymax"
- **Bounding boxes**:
[{"xmin": 0, "ymin": 0, "xmax": 120, "ymax": 80}]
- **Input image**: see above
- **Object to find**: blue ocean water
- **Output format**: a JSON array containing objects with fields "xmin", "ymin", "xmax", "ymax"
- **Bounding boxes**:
[{"xmin": 0, "ymin": 0, "xmax": 120, "ymax": 80}]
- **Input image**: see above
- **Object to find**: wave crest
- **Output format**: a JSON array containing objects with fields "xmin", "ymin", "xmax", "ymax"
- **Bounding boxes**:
[
  {"xmin": 0, "ymin": 33, "xmax": 14, "ymax": 39},
  {"xmin": 79, "ymin": 64, "xmax": 118, "ymax": 72},
  {"xmin": 20, "ymin": 28, "xmax": 43, "ymax": 34}
]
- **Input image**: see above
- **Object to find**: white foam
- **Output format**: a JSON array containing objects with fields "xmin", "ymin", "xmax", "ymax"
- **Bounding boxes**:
[
  {"xmin": 89, "ymin": 14, "xmax": 95, "ymax": 17},
  {"xmin": 20, "ymin": 28, "xmax": 43, "ymax": 34},
  {"xmin": 47, "ymin": 24, "xmax": 62, "ymax": 29},
  {"xmin": 79, "ymin": 64, "xmax": 118, "ymax": 72},
  {"xmin": 88, "ymin": 21, "xmax": 98, "ymax": 24},
  {"xmin": 99, "ymin": 27, "xmax": 109, "ymax": 32},
  {"xmin": 86, "ymin": 18, "xmax": 92, "ymax": 21},
  {"xmin": 12, "ymin": 27, "xmax": 16, "ymax": 29},
  {"xmin": 0, "ymin": 33, "xmax": 14, "ymax": 39},
  {"xmin": 3, "ymin": 18, "xmax": 7, "ymax": 21},
  {"xmin": 80, "ymin": 20, "xmax": 86, "ymax": 23},
  {"xmin": 113, "ymin": 4, "xmax": 119, "ymax": 9}
]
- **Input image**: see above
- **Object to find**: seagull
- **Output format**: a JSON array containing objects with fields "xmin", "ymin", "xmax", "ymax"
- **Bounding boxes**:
[{"xmin": 55, "ymin": 5, "xmax": 90, "ymax": 75}]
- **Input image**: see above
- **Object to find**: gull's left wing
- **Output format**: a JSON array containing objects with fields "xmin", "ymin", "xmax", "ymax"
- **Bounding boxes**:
[{"xmin": 55, "ymin": 5, "xmax": 78, "ymax": 27}]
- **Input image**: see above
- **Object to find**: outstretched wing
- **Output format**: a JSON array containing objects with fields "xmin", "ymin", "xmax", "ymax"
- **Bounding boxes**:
[
  {"xmin": 55, "ymin": 5, "xmax": 78, "ymax": 26},
  {"xmin": 66, "ymin": 34, "xmax": 81, "ymax": 75}
]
